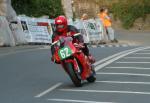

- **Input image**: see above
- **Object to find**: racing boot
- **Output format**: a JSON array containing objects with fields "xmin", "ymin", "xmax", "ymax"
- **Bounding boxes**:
[{"xmin": 88, "ymin": 54, "xmax": 96, "ymax": 64}]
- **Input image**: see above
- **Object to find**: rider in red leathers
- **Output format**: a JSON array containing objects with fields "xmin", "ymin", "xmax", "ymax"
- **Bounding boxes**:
[{"xmin": 51, "ymin": 16, "xmax": 95, "ymax": 64}]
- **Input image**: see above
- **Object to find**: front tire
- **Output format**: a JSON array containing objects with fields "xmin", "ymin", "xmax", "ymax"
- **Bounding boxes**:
[{"xmin": 65, "ymin": 63, "xmax": 82, "ymax": 87}]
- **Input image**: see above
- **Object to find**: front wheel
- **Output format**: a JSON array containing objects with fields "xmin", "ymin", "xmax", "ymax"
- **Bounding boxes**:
[{"xmin": 65, "ymin": 63, "xmax": 82, "ymax": 87}]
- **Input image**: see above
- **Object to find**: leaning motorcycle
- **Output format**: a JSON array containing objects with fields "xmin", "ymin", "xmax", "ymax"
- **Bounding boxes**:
[{"xmin": 51, "ymin": 33, "xmax": 96, "ymax": 87}]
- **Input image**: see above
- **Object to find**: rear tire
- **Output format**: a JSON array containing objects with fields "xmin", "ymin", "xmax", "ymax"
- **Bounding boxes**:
[
  {"xmin": 87, "ymin": 67, "xmax": 96, "ymax": 83},
  {"xmin": 87, "ymin": 75, "xmax": 96, "ymax": 83},
  {"xmin": 65, "ymin": 63, "xmax": 82, "ymax": 87}
]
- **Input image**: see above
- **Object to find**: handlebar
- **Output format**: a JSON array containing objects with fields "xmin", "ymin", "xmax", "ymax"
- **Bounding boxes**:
[
  {"xmin": 51, "ymin": 40, "xmax": 59, "ymax": 46},
  {"xmin": 73, "ymin": 33, "xmax": 81, "ymax": 37},
  {"xmin": 51, "ymin": 33, "xmax": 81, "ymax": 46}
]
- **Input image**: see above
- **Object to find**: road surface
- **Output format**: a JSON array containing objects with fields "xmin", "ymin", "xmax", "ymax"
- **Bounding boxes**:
[{"xmin": 1, "ymin": 44, "xmax": 150, "ymax": 103}]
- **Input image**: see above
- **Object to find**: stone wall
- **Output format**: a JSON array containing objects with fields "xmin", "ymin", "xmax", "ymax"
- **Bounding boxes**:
[
  {"xmin": 0, "ymin": 0, "xmax": 17, "ymax": 21},
  {"xmin": 61, "ymin": 0, "xmax": 73, "ymax": 18},
  {"xmin": 73, "ymin": 0, "xmax": 99, "ymax": 18},
  {"xmin": 133, "ymin": 14, "xmax": 150, "ymax": 30},
  {"xmin": 0, "ymin": 0, "xmax": 26, "ymax": 46},
  {"xmin": 72, "ymin": 0, "xmax": 150, "ymax": 30},
  {"xmin": 73, "ymin": 0, "xmax": 119, "ymax": 18}
]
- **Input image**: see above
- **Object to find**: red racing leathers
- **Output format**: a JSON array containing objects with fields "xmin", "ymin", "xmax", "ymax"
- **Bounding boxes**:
[{"xmin": 51, "ymin": 25, "xmax": 91, "ymax": 63}]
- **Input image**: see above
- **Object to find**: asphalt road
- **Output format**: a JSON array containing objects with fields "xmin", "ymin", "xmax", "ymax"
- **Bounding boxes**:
[
  {"xmin": 116, "ymin": 30, "xmax": 150, "ymax": 46},
  {"xmin": 1, "ymin": 44, "xmax": 150, "ymax": 103}
]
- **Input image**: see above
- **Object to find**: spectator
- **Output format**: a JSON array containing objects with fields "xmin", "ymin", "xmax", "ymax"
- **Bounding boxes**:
[
  {"xmin": 98, "ymin": 8, "xmax": 118, "ymax": 43},
  {"xmin": 80, "ymin": 13, "xmax": 90, "ymax": 44},
  {"xmin": 81, "ymin": 13, "xmax": 88, "ymax": 20}
]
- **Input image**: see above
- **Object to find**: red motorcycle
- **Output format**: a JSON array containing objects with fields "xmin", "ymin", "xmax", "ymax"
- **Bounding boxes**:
[{"xmin": 51, "ymin": 33, "xmax": 96, "ymax": 87}]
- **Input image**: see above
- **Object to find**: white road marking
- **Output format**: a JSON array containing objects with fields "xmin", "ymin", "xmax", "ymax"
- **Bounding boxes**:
[
  {"xmin": 141, "ymin": 50, "xmax": 150, "ymax": 52},
  {"xmin": 94, "ymin": 51, "xmax": 125, "ymax": 66},
  {"xmin": 0, "ymin": 49, "xmax": 39, "ymax": 57},
  {"xmin": 0, "ymin": 47, "xmax": 47, "ymax": 57},
  {"xmin": 116, "ymin": 62, "xmax": 150, "ymax": 64},
  {"xmin": 96, "ymin": 81, "xmax": 150, "ymax": 85},
  {"xmin": 95, "ymin": 47, "xmax": 150, "ymax": 72},
  {"xmin": 48, "ymin": 99, "xmax": 116, "ymax": 103},
  {"xmin": 96, "ymin": 72, "xmax": 150, "ymax": 77},
  {"xmin": 134, "ymin": 53, "xmax": 150, "ymax": 55},
  {"xmin": 106, "ymin": 67, "xmax": 150, "ymax": 70},
  {"xmin": 94, "ymin": 46, "xmax": 147, "ymax": 66},
  {"xmin": 124, "ymin": 57, "xmax": 150, "ymax": 59},
  {"xmin": 34, "ymin": 83, "xmax": 62, "ymax": 98},
  {"xmin": 60, "ymin": 89, "xmax": 150, "ymax": 95}
]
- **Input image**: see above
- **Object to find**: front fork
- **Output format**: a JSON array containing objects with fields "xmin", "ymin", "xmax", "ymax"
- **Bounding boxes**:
[{"xmin": 61, "ymin": 58, "xmax": 81, "ymax": 75}]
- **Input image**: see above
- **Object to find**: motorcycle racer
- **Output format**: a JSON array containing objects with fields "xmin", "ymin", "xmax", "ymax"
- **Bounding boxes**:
[{"xmin": 51, "ymin": 15, "xmax": 95, "ymax": 64}]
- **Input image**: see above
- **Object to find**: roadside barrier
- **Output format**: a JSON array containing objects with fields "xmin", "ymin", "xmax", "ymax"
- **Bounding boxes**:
[
  {"xmin": 1, "ymin": 15, "xmax": 110, "ymax": 46},
  {"xmin": 18, "ymin": 16, "xmax": 53, "ymax": 44},
  {"xmin": 74, "ymin": 19, "xmax": 106, "ymax": 44},
  {"xmin": 17, "ymin": 16, "xmax": 107, "ymax": 45},
  {"xmin": 0, "ymin": 16, "xmax": 15, "ymax": 46}
]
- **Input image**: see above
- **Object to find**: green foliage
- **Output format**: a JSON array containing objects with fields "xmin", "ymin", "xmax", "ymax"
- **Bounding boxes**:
[
  {"xmin": 112, "ymin": 0, "xmax": 150, "ymax": 29},
  {"xmin": 12, "ymin": 0, "xmax": 64, "ymax": 18}
]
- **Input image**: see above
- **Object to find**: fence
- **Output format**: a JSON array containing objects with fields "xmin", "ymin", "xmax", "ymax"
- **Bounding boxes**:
[
  {"xmin": 0, "ymin": 16, "xmax": 108, "ymax": 46},
  {"xmin": 18, "ymin": 16, "xmax": 53, "ymax": 44},
  {"xmin": 18, "ymin": 17, "xmax": 108, "ymax": 44},
  {"xmin": 74, "ymin": 18, "xmax": 107, "ymax": 44}
]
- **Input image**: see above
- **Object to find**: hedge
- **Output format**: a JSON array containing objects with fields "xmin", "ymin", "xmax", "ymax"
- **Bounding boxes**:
[
  {"xmin": 12, "ymin": 0, "xmax": 64, "ymax": 18},
  {"xmin": 112, "ymin": 0, "xmax": 150, "ymax": 29}
]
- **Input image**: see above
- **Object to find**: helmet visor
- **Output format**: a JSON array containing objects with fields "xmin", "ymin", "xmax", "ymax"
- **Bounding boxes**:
[{"xmin": 56, "ymin": 24, "xmax": 65, "ymax": 29}]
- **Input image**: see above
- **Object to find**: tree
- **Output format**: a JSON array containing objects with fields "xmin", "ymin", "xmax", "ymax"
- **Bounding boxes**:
[
  {"xmin": 11, "ymin": 0, "xmax": 64, "ymax": 18},
  {"xmin": 112, "ymin": 0, "xmax": 150, "ymax": 29}
]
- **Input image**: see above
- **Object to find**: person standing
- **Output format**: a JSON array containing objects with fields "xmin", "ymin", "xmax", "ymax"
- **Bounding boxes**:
[
  {"xmin": 98, "ymin": 8, "xmax": 118, "ymax": 43},
  {"xmin": 80, "ymin": 13, "xmax": 90, "ymax": 44},
  {"xmin": 81, "ymin": 13, "xmax": 88, "ymax": 20}
]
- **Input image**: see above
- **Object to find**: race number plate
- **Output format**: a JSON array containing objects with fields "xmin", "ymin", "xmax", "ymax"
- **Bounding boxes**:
[{"xmin": 58, "ymin": 46, "xmax": 73, "ymax": 60}]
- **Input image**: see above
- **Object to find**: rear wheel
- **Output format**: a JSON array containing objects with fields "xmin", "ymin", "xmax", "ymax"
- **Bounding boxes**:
[
  {"xmin": 65, "ymin": 63, "xmax": 82, "ymax": 87},
  {"xmin": 87, "ymin": 66, "xmax": 96, "ymax": 83},
  {"xmin": 87, "ymin": 75, "xmax": 96, "ymax": 83}
]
